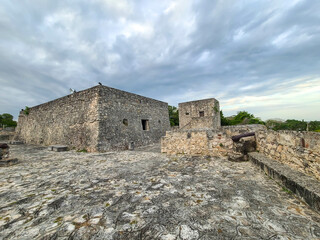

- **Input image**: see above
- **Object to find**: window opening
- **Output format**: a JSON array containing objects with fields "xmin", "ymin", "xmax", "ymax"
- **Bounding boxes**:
[
  {"xmin": 123, "ymin": 119, "xmax": 128, "ymax": 126},
  {"xmin": 199, "ymin": 111, "xmax": 204, "ymax": 117},
  {"xmin": 142, "ymin": 119, "xmax": 149, "ymax": 130}
]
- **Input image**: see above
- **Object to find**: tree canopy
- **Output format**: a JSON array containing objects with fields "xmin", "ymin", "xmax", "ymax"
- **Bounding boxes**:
[
  {"xmin": 266, "ymin": 119, "xmax": 320, "ymax": 132},
  {"xmin": 220, "ymin": 110, "xmax": 265, "ymax": 126},
  {"xmin": 0, "ymin": 113, "xmax": 17, "ymax": 127},
  {"xmin": 168, "ymin": 105, "xmax": 179, "ymax": 126}
]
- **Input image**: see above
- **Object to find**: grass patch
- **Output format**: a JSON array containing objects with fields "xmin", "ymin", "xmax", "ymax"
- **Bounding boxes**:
[
  {"xmin": 130, "ymin": 220, "xmax": 138, "ymax": 225},
  {"xmin": 54, "ymin": 216, "xmax": 63, "ymax": 224},
  {"xmin": 282, "ymin": 187, "xmax": 293, "ymax": 195},
  {"xmin": 82, "ymin": 214, "xmax": 90, "ymax": 221},
  {"xmin": 77, "ymin": 149, "xmax": 88, "ymax": 153}
]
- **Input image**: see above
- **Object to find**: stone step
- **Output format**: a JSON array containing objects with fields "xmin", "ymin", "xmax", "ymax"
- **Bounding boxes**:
[
  {"xmin": 227, "ymin": 152, "xmax": 246, "ymax": 162},
  {"xmin": 48, "ymin": 145, "xmax": 68, "ymax": 152},
  {"xmin": 248, "ymin": 152, "xmax": 320, "ymax": 213}
]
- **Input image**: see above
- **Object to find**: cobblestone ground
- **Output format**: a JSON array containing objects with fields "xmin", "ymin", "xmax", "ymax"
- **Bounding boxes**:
[{"xmin": 0, "ymin": 144, "xmax": 320, "ymax": 240}]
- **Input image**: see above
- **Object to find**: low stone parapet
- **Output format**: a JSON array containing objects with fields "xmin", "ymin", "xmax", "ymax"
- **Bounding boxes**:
[
  {"xmin": 161, "ymin": 129, "xmax": 233, "ymax": 157},
  {"xmin": 161, "ymin": 125, "xmax": 266, "ymax": 157},
  {"xmin": 256, "ymin": 130, "xmax": 320, "ymax": 181},
  {"xmin": 249, "ymin": 152, "xmax": 320, "ymax": 213},
  {"xmin": 48, "ymin": 145, "xmax": 68, "ymax": 152}
]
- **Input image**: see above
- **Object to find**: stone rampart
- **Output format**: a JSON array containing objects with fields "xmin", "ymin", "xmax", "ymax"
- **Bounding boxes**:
[
  {"xmin": 256, "ymin": 130, "xmax": 320, "ymax": 181},
  {"xmin": 161, "ymin": 125, "xmax": 266, "ymax": 157},
  {"xmin": 15, "ymin": 85, "xmax": 170, "ymax": 152},
  {"xmin": 222, "ymin": 124, "xmax": 267, "ymax": 136},
  {"xmin": 97, "ymin": 86, "xmax": 170, "ymax": 151},
  {"xmin": 15, "ymin": 86, "xmax": 100, "ymax": 151}
]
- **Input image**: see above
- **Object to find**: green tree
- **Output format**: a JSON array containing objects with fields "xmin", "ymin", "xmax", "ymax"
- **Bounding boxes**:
[
  {"xmin": 168, "ymin": 105, "xmax": 179, "ymax": 126},
  {"xmin": 0, "ymin": 113, "xmax": 17, "ymax": 127},
  {"xmin": 220, "ymin": 110, "xmax": 230, "ymax": 126},
  {"xmin": 229, "ymin": 111, "xmax": 265, "ymax": 125},
  {"xmin": 265, "ymin": 119, "xmax": 283, "ymax": 129},
  {"xmin": 308, "ymin": 121, "xmax": 320, "ymax": 132},
  {"xmin": 272, "ymin": 119, "xmax": 307, "ymax": 131},
  {"xmin": 270, "ymin": 119, "xmax": 311, "ymax": 131}
]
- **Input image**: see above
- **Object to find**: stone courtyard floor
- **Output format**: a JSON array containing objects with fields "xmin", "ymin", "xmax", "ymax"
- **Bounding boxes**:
[{"xmin": 0, "ymin": 144, "xmax": 320, "ymax": 240}]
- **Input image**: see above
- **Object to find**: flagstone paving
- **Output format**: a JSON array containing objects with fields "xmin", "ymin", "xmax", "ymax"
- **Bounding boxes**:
[{"xmin": 0, "ymin": 144, "xmax": 319, "ymax": 239}]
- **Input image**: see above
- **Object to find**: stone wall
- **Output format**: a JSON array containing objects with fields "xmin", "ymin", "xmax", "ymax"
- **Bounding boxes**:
[
  {"xmin": 0, "ymin": 131, "xmax": 15, "ymax": 141},
  {"xmin": 97, "ymin": 86, "xmax": 170, "ymax": 151},
  {"xmin": 15, "ymin": 86, "xmax": 100, "ymax": 151},
  {"xmin": 15, "ymin": 85, "xmax": 170, "ymax": 152},
  {"xmin": 256, "ymin": 130, "xmax": 320, "ymax": 181},
  {"xmin": 161, "ymin": 125, "xmax": 266, "ymax": 157},
  {"xmin": 222, "ymin": 124, "xmax": 267, "ymax": 137},
  {"xmin": 179, "ymin": 98, "xmax": 220, "ymax": 130}
]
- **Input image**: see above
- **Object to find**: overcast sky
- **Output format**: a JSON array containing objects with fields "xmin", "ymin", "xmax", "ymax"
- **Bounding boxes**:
[{"xmin": 1, "ymin": 0, "xmax": 320, "ymax": 121}]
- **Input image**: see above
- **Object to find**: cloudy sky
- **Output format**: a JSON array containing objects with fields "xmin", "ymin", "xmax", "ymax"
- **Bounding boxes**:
[{"xmin": 1, "ymin": 0, "xmax": 320, "ymax": 121}]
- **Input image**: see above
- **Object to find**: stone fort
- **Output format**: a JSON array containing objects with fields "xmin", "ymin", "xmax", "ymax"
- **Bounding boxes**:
[
  {"xmin": 14, "ymin": 85, "xmax": 170, "ymax": 152},
  {"xmin": 5, "ymin": 88, "xmax": 320, "ymax": 228}
]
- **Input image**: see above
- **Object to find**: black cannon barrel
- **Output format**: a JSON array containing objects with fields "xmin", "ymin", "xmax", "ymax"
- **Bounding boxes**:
[
  {"xmin": 0, "ymin": 143, "xmax": 9, "ymax": 149},
  {"xmin": 231, "ymin": 132, "xmax": 255, "ymax": 142}
]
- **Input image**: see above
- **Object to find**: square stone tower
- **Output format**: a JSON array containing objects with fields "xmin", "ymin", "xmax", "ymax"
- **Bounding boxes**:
[
  {"xmin": 14, "ymin": 85, "xmax": 170, "ymax": 152},
  {"xmin": 178, "ymin": 98, "xmax": 221, "ymax": 130}
]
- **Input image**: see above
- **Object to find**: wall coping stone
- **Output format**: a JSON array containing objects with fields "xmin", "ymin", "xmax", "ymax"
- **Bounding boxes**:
[
  {"xmin": 248, "ymin": 152, "xmax": 320, "ymax": 213},
  {"xmin": 22, "ymin": 85, "xmax": 168, "ymax": 113}
]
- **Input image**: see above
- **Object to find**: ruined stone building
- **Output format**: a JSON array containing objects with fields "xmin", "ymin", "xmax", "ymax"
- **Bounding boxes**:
[
  {"xmin": 15, "ymin": 85, "xmax": 170, "ymax": 152},
  {"xmin": 179, "ymin": 98, "xmax": 221, "ymax": 130}
]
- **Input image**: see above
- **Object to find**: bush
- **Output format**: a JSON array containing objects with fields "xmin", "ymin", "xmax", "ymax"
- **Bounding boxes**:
[{"xmin": 24, "ymin": 106, "xmax": 30, "ymax": 115}]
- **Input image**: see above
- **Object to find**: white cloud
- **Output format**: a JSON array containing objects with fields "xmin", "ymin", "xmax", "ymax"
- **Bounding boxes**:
[{"xmin": 0, "ymin": 0, "xmax": 320, "ymax": 121}]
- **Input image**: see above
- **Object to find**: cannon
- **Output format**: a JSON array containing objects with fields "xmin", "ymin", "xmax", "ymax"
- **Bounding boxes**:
[
  {"xmin": 0, "ymin": 143, "xmax": 10, "ymax": 160},
  {"xmin": 231, "ymin": 132, "xmax": 255, "ymax": 142}
]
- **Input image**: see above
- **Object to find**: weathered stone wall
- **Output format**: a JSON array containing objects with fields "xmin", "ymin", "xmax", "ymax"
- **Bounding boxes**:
[
  {"xmin": 15, "ymin": 85, "xmax": 170, "ymax": 152},
  {"xmin": 97, "ymin": 86, "xmax": 170, "ymax": 151},
  {"xmin": 222, "ymin": 124, "xmax": 267, "ymax": 136},
  {"xmin": 256, "ymin": 130, "xmax": 320, "ymax": 181},
  {"xmin": 161, "ymin": 129, "xmax": 232, "ymax": 157},
  {"xmin": 15, "ymin": 86, "xmax": 100, "ymax": 151},
  {"xmin": 161, "ymin": 125, "xmax": 266, "ymax": 157},
  {"xmin": 179, "ymin": 98, "xmax": 220, "ymax": 130},
  {"xmin": 0, "ymin": 131, "xmax": 15, "ymax": 141}
]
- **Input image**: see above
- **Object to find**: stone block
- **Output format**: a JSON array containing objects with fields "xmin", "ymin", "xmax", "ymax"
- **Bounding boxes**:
[
  {"xmin": 228, "ymin": 152, "xmax": 245, "ymax": 162},
  {"xmin": 49, "ymin": 145, "xmax": 68, "ymax": 152},
  {"xmin": 0, "ymin": 158, "xmax": 18, "ymax": 167},
  {"xmin": 10, "ymin": 141, "xmax": 24, "ymax": 145}
]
